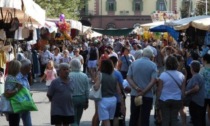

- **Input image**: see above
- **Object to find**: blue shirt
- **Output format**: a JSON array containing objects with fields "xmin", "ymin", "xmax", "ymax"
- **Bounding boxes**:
[
  {"xmin": 113, "ymin": 69, "xmax": 124, "ymax": 102},
  {"xmin": 127, "ymin": 57, "xmax": 158, "ymax": 97},
  {"xmin": 16, "ymin": 72, "xmax": 30, "ymax": 90}
]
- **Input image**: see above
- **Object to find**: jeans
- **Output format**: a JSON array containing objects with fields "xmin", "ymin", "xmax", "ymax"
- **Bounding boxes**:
[
  {"xmin": 189, "ymin": 101, "xmax": 206, "ymax": 126},
  {"xmin": 72, "ymin": 95, "xmax": 87, "ymax": 126},
  {"xmin": 129, "ymin": 96, "xmax": 153, "ymax": 126},
  {"xmin": 159, "ymin": 99, "xmax": 182, "ymax": 126},
  {"xmin": 21, "ymin": 111, "xmax": 32, "ymax": 126}
]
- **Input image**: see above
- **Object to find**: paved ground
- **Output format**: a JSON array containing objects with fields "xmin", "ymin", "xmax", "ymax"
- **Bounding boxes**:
[{"xmin": 0, "ymin": 82, "xmax": 209, "ymax": 126}]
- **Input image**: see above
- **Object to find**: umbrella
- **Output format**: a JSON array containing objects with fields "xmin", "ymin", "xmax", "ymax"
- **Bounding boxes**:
[
  {"xmin": 150, "ymin": 25, "xmax": 179, "ymax": 41},
  {"xmin": 0, "ymin": 0, "xmax": 45, "ymax": 25}
]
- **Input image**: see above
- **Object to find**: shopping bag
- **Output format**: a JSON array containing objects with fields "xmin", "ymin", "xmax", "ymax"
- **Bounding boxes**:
[
  {"xmin": 0, "ymin": 94, "xmax": 13, "ymax": 113},
  {"xmin": 89, "ymin": 73, "xmax": 102, "ymax": 101},
  {"xmin": 10, "ymin": 87, "xmax": 38, "ymax": 113}
]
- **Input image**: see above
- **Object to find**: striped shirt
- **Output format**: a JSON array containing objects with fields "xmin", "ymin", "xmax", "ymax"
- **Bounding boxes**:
[{"xmin": 69, "ymin": 71, "xmax": 89, "ymax": 98}]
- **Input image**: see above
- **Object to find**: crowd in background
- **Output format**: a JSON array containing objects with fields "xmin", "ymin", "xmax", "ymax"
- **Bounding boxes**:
[{"xmin": 3, "ymin": 34, "xmax": 210, "ymax": 126}]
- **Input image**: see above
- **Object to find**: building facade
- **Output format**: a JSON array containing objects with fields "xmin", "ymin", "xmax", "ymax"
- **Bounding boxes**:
[{"xmin": 80, "ymin": 0, "xmax": 198, "ymax": 29}]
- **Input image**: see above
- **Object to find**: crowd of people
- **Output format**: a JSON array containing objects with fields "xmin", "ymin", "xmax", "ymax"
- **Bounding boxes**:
[{"xmin": 2, "ymin": 35, "xmax": 210, "ymax": 126}]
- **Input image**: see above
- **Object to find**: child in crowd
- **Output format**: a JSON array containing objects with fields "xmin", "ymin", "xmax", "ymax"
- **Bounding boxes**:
[{"xmin": 41, "ymin": 60, "xmax": 57, "ymax": 88}]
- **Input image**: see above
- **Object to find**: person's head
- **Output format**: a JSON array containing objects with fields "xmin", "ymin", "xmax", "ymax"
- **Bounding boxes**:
[
  {"xmin": 47, "ymin": 60, "xmax": 54, "ymax": 70},
  {"xmin": 63, "ymin": 50, "xmax": 69, "ymax": 57},
  {"xmin": 58, "ymin": 63, "xmax": 70, "ymax": 79},
  {"xmin": 122, "ymin": 47, "xmax": 130, "ymax": 55},
  {"xmin": 109, "ymin": 56, "xmax": 118, "ymax": 67},
  {"xmin": 203, "ymin": 53, "xmax": 210, "ymax": 64},
  {"xmin": 70, "ymin": 59, "xmax": 81, "ymax": 72},
  {"xmin": 136, "ymin": 44, "xmax": 142, "ymax": 50},
  {"xmin": 8, "ymin": 60, "xmax": 21, "ymax": 76},
  {"xmin": 142, "ymin": 47, "xmax": 154, "ymax": 59},
  {"xmin": 107, "ymin": 45, "xmax": 113, "ymax": 51},
  {"xmin": 54, "ymin": 47, "xmax": 60, "ymax": 55},
  {"xmin": 173, "ymin": 54, "xmax": 184, "ymax": 67},
  {"xmin": 190, "ymin": 60, "xmax": 201, "ymax": 74},
  {"xmin": 20, "ymin": 59, "xmax": 32, "ymax": 75},
  {"xmin": 73, "ymin": 48, "xmax": 80, "ymax": 56},
  {"xmin": 165, "ymin": 55, "xmax": 179, "ymax": 70},
  {"xmin": 100, "ymin": 59, "xmax": 114, "ymax": 75},
  {"xmin": 104, "ymin": 48, "xmax": 110, "ymax": 56}
]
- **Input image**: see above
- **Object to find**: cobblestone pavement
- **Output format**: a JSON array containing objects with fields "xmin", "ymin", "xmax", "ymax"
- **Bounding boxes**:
[{"xmin": 0, "ymin": 82, "xmax": 208, "ymax": 126}]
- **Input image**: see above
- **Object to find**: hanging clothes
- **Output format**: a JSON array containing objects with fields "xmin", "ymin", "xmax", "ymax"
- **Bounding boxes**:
[{"xmin": 0, "ymin": 50, "xmax": 7, "ymax": 69}]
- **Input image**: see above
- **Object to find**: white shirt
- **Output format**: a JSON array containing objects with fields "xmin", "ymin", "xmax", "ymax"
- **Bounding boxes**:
[
  {"xmin": 159, "ymin": 70, "xmax": 185, "ymax": 101},
  {"xmin": 109, "ymin": 51, "xmax": 118, "ymax": 59},
  {"xmin": 72, "ymin": 55, "xmax": 84, "ymax": 71}
]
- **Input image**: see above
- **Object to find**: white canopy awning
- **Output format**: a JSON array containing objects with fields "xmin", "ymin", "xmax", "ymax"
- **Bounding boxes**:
[
  {"xmin": 191, "ymin": 17, "xmax": 210, "ymax": 31},
  {"xmin": 0, "ymin": 0, "xmax": 46, "ymax": 25},
  {"xmin": 140, "ymin": 21, "xmax": 165, "ymax": 30},
  {"xmin": 166, "ymin": 15, "xmax": 209, "ymax": 30}
]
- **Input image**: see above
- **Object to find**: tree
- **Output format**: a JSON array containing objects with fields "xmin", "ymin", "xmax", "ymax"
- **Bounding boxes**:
[
  {"xmin": 180, "ymin": 0, "xmax": 191, "ymax": 18},
  {"xmin": 195, "ymin": 0, "xmax": 210, "ymax": 15},
  {"xmin": 35, "ymin": 0, "xmax": 85, "ymax": 20}
]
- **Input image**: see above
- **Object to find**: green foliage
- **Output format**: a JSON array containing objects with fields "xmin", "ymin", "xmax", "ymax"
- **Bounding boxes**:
[
  {"xmin": 35, "ymin": 0, "xmax": 85, "ymax": 20},
  {"xmin": 195, "ymin": 0, "xmax": 210, "ymax": 15}
]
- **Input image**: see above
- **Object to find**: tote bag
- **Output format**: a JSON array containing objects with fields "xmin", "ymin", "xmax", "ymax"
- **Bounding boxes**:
[
  {"xmin": 10, "ymin": 87, "xmax": 38, "ymax": 113},
  {"xmin": 89, "ymin": 73, "xmax": 102, "ymax": 101}
]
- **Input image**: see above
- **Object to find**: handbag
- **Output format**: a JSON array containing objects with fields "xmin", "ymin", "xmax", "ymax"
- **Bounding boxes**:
[
  {"xmin": 3, "ymin": 11, "xmax": 14, "ymax": 38},
  {"xmin": 10, "ymin": 87, "xmax": 38, "ymax": 113},
  {"xmin": 0, "ymin": 94, "xmax": 13, "ymax": 113},
  {"xmin": 9, "ymin": 9, "xmax": 19, "ymax": 32},
  {"xmin": 89, "ymin": 73, "xmax": 102, "ymax": 101},
  {"xmin": 0, "ymin": 8, "xmax": 4, "ymax": 29}
]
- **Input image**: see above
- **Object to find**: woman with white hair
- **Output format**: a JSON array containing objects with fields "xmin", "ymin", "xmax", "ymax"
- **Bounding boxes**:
[
  {"xmin": 69, "ymin": 59, "xmax": 89, "ymax": 126},
  {"xmin": 47, "ymin": 63, "xmax": 75, "ymax": 126}
]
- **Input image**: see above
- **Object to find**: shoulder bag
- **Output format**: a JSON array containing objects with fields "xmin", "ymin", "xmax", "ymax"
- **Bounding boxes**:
[
  {"xmin": 165, "ymin": 71, "xmax": 191, "ymax": 106},
  {"xmin": 89, "ymin": 72, "xmax": 102, "ymax": 101}
]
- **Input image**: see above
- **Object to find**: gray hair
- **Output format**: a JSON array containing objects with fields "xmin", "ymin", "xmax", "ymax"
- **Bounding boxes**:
[
  {"xmin": 70, "ymin": 59, "xmax": 81, "ymax": 71},
  {"xmin": 142, "ymin": 47, "xmax": 154, "ymax": 58},
  {"xmin": 58, "ymin": 63, "xmax": 70, "ymax": 70},
  {"xmin": 134, "ymin": 50, "xmax": 143, "ymax": 60},
  {"xmin": 20, "ymin": 59, "xmax": 31, "ymax": 68}
]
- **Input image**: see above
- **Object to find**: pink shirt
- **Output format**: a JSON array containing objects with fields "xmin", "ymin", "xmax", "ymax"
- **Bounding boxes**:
[{"xmin": 44, "ymin": 68, "xmax": 57, "ymax": 86}]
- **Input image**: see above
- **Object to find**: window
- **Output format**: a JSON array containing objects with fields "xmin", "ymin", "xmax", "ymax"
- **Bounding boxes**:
[
  {"xmin": 159, "ymin": 2, "xmax": 165, "ymax": 11},
  {"xmin": 156, "ymin": 0, "xmax": 166, "ymax": 11},
  {"xmin": 135, "ymin": 2, "xmax": 140, "ymax": 11},
  {"xmin": 133, "ymin": 0, "xmax": 143, "ymax": 12},
  {"xmin": 106, "ymin": 0, "xmax": 116, "ymax": 12}
]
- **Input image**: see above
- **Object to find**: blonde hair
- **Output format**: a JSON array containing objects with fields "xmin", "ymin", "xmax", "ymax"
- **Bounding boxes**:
[
  {"xmin": 8, "ymin": 60, "xmax": 21, "ymax": 76},
  {"xmin": 46, "ymin": 60, "xmax": 54, "ymax": 69}
]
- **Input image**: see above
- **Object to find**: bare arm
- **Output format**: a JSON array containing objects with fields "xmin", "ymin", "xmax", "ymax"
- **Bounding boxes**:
[{"xmin": 185, "ymin": 84, "xmax": 199, "ymax": 96}]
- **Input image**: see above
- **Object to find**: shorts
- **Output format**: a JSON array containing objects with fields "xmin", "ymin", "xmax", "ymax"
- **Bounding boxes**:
[
  {"xmin": 97, "ymin": 96, "xmax": 117, "ymax": 121},
  {"xmin": 88, "ymin": 60, "xmax": 97, "ymax": 68},
  {"xmin": 51, "ymin": 115, "xmax": 74, "ymax": 125}
]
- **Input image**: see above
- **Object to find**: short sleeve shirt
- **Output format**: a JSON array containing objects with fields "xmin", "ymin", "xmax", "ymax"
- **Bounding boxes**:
[
  {"xmin": 186, "ymin": 73, "xmax": 205, "ymax": 106},
  {"xmin": 47, "ymin": 77, "xmax": 74, "ymax": 116},
  {"xmin": 5, "ymin": 75, "xmax": 20, "ymax": 91},
  {"xmin": 200, "ymin": 67, "xmax": 210, "ymax": 99},
  {"xmin": 119, "ymin": 54, "xmax": 135, "ymax": 72},
  {"xmin": 127, "ymin": 57, "xmax": 158, "ymax": 97}
]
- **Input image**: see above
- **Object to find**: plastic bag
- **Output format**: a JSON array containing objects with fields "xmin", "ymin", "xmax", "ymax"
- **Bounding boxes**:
[{"xmin": 10, "ymin": 87, "xmax": 38, "ymax": 113}]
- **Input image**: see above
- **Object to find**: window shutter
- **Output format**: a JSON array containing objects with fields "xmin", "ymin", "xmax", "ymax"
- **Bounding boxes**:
[
  {"xmin": 132, "ymin": 0, "xmax": 135, "ymax": 11},
  {"xmin": 114, "ymin": 1, "xmax": 117, "ymax": 11},
  {"xmin": 106, "ymin": 1, "xmax": 109, "ymax": 11},
  {"xmin": 140, "ymin": 0, "xmax": 143, "ymax": 11},
  {"xmin": 164, "ymin": 0, "xmax": 167, "ymax": 11},
  {"xmin": 156, "ymin": 1, "xmax": 159, "ymax": 10}
]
